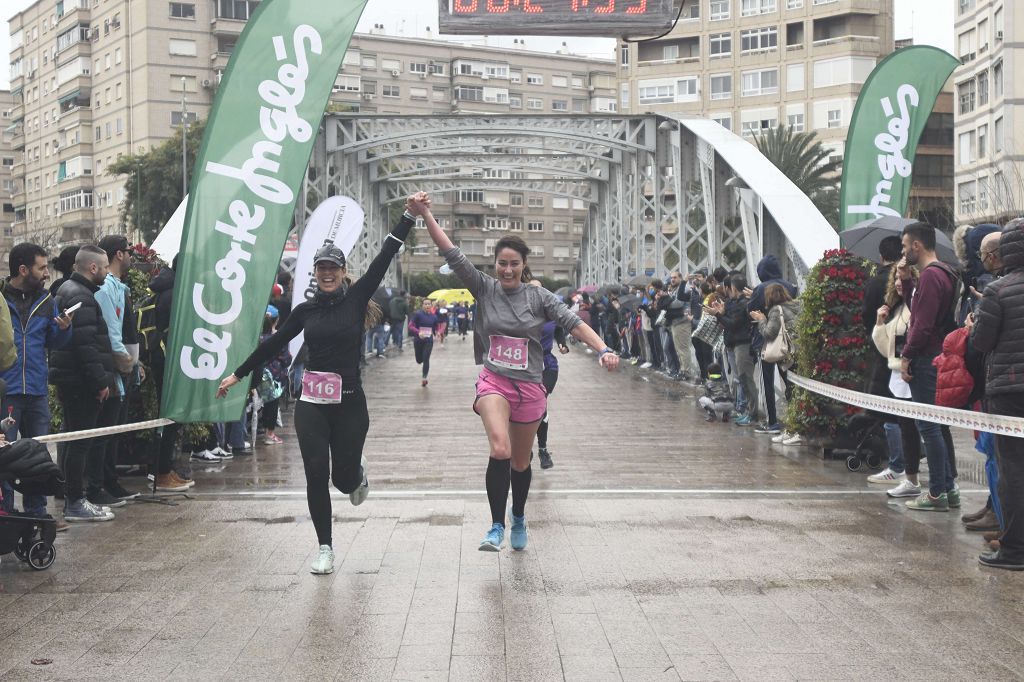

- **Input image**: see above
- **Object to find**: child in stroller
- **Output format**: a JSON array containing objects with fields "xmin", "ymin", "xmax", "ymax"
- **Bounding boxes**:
[
  {"xmin": 827, "ymin": 410, "xmax": 888, "ymax": 472},
  {"xmin": 0, "ymin": 437, "xmax": 62, "ymax": 570}
]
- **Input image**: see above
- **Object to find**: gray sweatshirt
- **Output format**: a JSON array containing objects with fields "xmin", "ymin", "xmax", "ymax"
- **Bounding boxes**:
[{"xmin": 443, "ymin": 247, "xmax": 583, "ymax": 383}]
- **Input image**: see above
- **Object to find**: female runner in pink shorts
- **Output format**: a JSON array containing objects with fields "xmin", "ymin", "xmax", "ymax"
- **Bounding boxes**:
[{"xmin": 408, "ymin": 192, "xmax": 618, "ymax": 551}]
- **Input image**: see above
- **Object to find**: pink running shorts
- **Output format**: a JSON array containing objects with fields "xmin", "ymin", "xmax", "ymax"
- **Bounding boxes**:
[{"xmin": 473, "ymin": 367, "xmax": 547, "ymax": 423}]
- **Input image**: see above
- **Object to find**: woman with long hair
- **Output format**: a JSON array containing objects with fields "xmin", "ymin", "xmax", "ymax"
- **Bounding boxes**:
[
  {"xmin": 750, "ymin": 283, "xmax": 801, "ymax": 440},
  {"xmin": 215, "ymin": 197, "xmax": 417, "ymax": 575},
  {"xmin": 410, "ymin": 192, "xmax": 617, "ymax": 551}
]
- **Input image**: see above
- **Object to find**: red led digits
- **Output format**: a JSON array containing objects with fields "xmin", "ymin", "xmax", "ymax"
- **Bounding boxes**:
[
  {"xmin": 487, "ymin": 0, "xmax": 511, "ymax": 10},
  {"xmin": 594, "ymin": 0, "xmax": 614, "ymax": 13},
  {"xmin": 625, "ymin": 0, "xmax": 647, "ymax": 13},
  {"xmin": 453, "ymin": 0, "xmax": 478, "ymax": 12},
  {"xmin": 571, "ymin": 0, "xmax": 587, "ymax": 9},
  {"xmin": 523, "ymin": 0, "xmax": 543, "ymax": 12}
]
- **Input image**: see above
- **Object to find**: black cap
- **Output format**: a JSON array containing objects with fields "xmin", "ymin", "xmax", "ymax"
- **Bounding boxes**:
[{"xmin": 314, "ymin": 244, "xmax": 346, "ymax": 268}]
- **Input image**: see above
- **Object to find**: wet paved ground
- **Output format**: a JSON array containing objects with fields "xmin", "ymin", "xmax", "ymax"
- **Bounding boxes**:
[{"xmin": 1, "ymin": 337, "xmax": 1021, "ymax": 681}]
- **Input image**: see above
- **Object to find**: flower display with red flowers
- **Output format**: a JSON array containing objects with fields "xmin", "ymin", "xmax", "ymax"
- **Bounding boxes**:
[{"xmin": 785, "ymin": 248, "xmax": 873, "ymax": 437}]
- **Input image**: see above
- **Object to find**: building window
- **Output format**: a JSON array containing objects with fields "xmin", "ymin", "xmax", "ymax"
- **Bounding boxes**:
[
  {"xmin": 551, "ymin": 99, "xmax": 568, "ymax": 111},
  {"xmin": 676, "ymin": 77, "xmax": 698, "ymax": 101},
  {"xmin": 429, "ymin": 62, "xmax": 446, "ymax": 75},
  {"xmin": 787, "ymin": 113, "xmax": 804, "ymax": 132},
  {"xmin": 826, "ymin": 108, "xmax": 841, "ymax": 128},
  {"xmin": 638, "ymin": 82, "xmax": 674, "ymax": 103},
  {"xmin": 993, "ymin": 60, "xmax": 1003, "ymax": 99},
  {"xmin": 742, "ymin": 117, "xmax": 778, "ymax": 137},
  {"xmin": 978, "ymin": 123, "xmax": 988, "ymax": 158},
  {"xmin": 170, "ymin": 111, "xmax": 198, "ymax": 126},
  {"xmin": 382, "ymin": 85, "xmax": 399, "ymax": 97},
  {"xmin": 741, "ymin": 0, "xmax": 776, "ymax": 16},
  {"xmin": 958, "ymin": 130, "xmax": 976, "ymax": 164},
  {"xmin": 994, "ymin": 116, "xmax": 1003, "ymax": 152},
  {"xmin": 455, "ymin": 86, "xmax": 482, "ymax": 101},
  {"xmin": 528, "ymin": 195, "xmax": 544, "ymax": 209},
  {"xmin": 409, "ymin": 62, "xmax": 427, "ymax": 74},
  {"xmin": 978, "ymin": 71, "xmax": 989, "ymax": 106},
  {"xmin": 552, "ymin": 75, "xmax": 568, "ymax": 87},
  {"xmin": 168, "ymin": 38, "xmax": 197, "ymax": 56},
  {"xmin": 710, "ymin": 0, "xmax": 730, "ymax": 20},
  {"xmin": 662, "ymin": 44, "xmax": 679, "ymax": 60},
  {"xmin": 553, "ymin": 222, "xmax": 568, "ymax": 233},
  {"xmin": 218, "ymin": 0, "xmax": 259, "ymax": 20},
  {"xmin": 526, "ymin": 73, "xmax": 544, "ymax": 85},
  {"xmin": 361, "ymin": 54, "xmax": 376, "ymax": 70},
  {"xmin": 741, "ymin": 69, "xmax": 778, "ymax": 96},
  {"xmin": 527, "ymin": 98, "xmax": 543, "ymax": 110},
  {"xmin": 709, "ymin": 32, "xmax": 732, "ymax": 56},
  {"xmin": 958, "ymin": 180, "xmax": 977, "ymax": 214},
  {"xmin": 458, "ymin": 190, "xmax": 484, "ymax": 203},
  {"xmin": 527, "ymin": 221, "xmax": 544, "ymax": 232},
  {"xmin": 958, "ymin": 79, "xmax": 976, "ymax": 114},
  {"xmin": 509, "ymin": 95, "xmax": 522, "ymax": 109},
  {"xmin": 620, "ymin": 44, "xmax": 629, "ymax": 66},
  {"xmin": 510, "ymin": 193, "xmax": 523, "ymax": 207},
  {"xmin": 509, "ymin": 219, "xmax": 523, "ymax": 232},
  {"xmin": 409, "ymin": 87, "xmax": 427, "ymax": 100},
  {"xmin": 710, "ymin": 74, "xmax": 732, "ymax": 100},
  {"xmin": 169, "ymin": 2, "xmax": 195, "ymax": 19},
  {"xmin": 741, "ymin": 27, "xmax": 778, "ymax": 52},
  {"xmin": 712, "ymin": 114, "xmax": 732, "ymax": 131}
]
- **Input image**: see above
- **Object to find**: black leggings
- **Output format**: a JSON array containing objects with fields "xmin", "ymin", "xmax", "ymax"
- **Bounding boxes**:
[
  {"xmin": 414, "ymin": 338, "xmax": 433, "ymax": 378},
  {"xmin": 294, "ymin": 389, "xmax": 369, "ymax": 546},
  {"xmin": 536, "ymin": 368, "xmax": 558, "ymax": 450},
  {"xmin": 260, "ymin": 398, "xmax": 280, "ymax": 429}
]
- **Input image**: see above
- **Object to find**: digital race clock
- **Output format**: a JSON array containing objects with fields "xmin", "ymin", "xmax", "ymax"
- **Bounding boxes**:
[{"xmin": 438, "ymin": 0, "xmax": 677, "ymax": 37}]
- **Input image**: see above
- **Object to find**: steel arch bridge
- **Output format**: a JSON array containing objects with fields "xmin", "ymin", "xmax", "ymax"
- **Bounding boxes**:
[{"xmin": 302, "ymin": 113, "xmax": 838, "ymax": 287}]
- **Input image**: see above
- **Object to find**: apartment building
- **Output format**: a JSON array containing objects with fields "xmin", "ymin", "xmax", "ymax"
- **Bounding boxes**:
[
  {"xmin": 6, "ymin": 1, "xmax": 616, "ymax": 280},
  {"xmin": 909, "ymin": 89, "xmax": 955, "ymax": 232},
  {"xmin": 324, "ymin": 31, "xmax": 617, "ymax": 280},
  {"xmin": 618, "ymin": 0, "xmax": 894, "ymax": 160},
  {"xmin": 953, "ymin": 0, "xmax": 1017, "ymax": 225},
  {"xmin": 1, "ymin": 90, "xmax": 14, "ymax": 263}
]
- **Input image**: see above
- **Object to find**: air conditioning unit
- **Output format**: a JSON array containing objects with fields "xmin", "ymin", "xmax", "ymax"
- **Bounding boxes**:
[
  {"xmin": 419, "ymin": 72, "xmax": 426, "ymax": 79},
  {"xmin": 201, "ymin": 78, "xmax": 212, "ymax": 88},
  {"xmin": 481, "ymin": 74, "xmax": 489, "ymax": 80},
  {"xmin": 362, "ymin": 92, "xmax": 373, "ymax": 100},
  {"xmin": 997, "ymin": 30, "xmax": 1004, "ymax": 41},
  {"xmin": 111, "ymin": 19, "xmax": 120, "ymax": 28},
  {"xmin": 390, "ymin": 69, "xmax": 400, "ymax": 77},
  {"xmin": 588, "ymin": 85, "xmax": 596, "ymax": 92},
  {"xmin": 486, "ymin": 202, "xmax": 497, "ymax": 209}
]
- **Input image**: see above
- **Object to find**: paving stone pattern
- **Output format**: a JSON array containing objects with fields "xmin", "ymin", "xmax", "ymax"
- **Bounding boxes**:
[{"xmin": 0, "ymin": 340, "xmax": 1020, "ymax": 681}]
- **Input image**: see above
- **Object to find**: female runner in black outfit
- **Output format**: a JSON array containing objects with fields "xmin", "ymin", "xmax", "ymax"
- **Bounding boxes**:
[{"xmin": 216, "ymin": 198, "xmax": 416, "ymax": 575}]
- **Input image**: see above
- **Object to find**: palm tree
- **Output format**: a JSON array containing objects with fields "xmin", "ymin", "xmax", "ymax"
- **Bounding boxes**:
[{"xmin": 754, "ymin": 125, "xmax": 840, "ymax": 228}]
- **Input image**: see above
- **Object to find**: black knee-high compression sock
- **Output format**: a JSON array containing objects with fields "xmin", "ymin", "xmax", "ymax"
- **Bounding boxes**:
[
  {"xmin": 485, "ymin": 457, "xmax": 511, "ymax": 526},
  {"xmin": 511, "ymin": 465, "xmax": 532, "ymax": 517},
  {"xmin": 536, "ymin": 414, "xmax": 549, "ymax": 449}
]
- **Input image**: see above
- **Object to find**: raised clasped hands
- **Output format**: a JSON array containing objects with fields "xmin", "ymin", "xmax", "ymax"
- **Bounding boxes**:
[{"xmin": 406, "ymin": 192, "xmax": 432, "ymax": 216}]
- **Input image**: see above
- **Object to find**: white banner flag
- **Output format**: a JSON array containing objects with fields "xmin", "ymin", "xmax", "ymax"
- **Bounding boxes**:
[{"xmin": 289, "ymin": 195, "xmax": 365, "ymax": 358}]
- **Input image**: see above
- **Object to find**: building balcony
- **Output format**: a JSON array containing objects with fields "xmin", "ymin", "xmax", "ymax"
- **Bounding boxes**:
[
  {"xmin": 210, "ymin": 51, "xmax": 232, "ymax": 71},
  {"xmin": 210, "ymin": 17, "xmax": 246, "ymax": 36},
  {"xmin": 56, "ymin": 39, "xmax": 92, "ymax": 62},
  {"xmin": 58, "ymin": 140, "xmax": 93, "ymax": 160},
  {"xmin": 9, "ymin": 102, "xmax": 24, "ymax": 121},
  {"xmin": 57, "ymin": 209, "xmax": 95, "ymax": 231},
  {"xmin": 56, "ymin": 0, "xmax": 91, "ymax": 27},
  {"xmin": 810, "ymin": 0, "xmax": 883, "ymax": 16},
  {"xmin": 57, "ymin": 174, "xmax": 94, "ymax": 192},
  {"xmin": 56, "ymin": 105, "xmax": 92, "ymax": 130},
  {"xmin": 811, "ymin": 34, "xmax": 881, "ymax": 55},
  {"xmin": 57, "ymin": 77, "xmax": 92, "ymax": 102}
]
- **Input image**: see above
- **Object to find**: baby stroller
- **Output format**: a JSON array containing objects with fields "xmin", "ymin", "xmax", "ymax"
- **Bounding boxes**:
[
  {"xmin": 0, "ymin": 438, "xmax": 62, "ymax": 570},
  {"xmin": 826, "ymin": 411, "xmax": 887, "ymax": 473}
]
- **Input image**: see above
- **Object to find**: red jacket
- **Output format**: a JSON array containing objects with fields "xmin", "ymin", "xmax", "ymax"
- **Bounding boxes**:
[{"xmin": 933, "ymin": 327, "xmax": 974, "ymax": 408}]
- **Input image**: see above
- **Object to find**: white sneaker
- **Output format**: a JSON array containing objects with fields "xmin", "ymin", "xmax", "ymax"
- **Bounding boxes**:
[
  {"xmin": 190, "ymin": 449, "xmax": 222, "ymax": 463},
  {"xmin": 350, "ymin": 455, "xmax": 369, "ymax": 506},
  {"xmin": 210, "ymin": 446, "xmax": 233, "ymax": 460},
  {"xmin": 640, "ymin": 362, "xmax": 653, "ymax": 369},
  {"xmin": 782, "ymin": 433, "xmax": 803, "ymax": 445},
  {"xmin": 886, "ymin": 478, "xmax": 922, "ymax": 498},
  {"xmin": 310, "ymin": 544, "xmax": 334, "ymax": 575},
  {"xmin": 772, "ymin": 432, "xmax": 789, "ymax": 443},
  {"xmin": 868, "ymin": 467, "xmax": 901, "ymax": 484}
]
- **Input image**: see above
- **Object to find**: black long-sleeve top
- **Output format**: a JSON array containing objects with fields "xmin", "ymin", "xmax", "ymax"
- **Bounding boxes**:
[{"xmin": 232, "ymin": 215, "xmax": 414, "ymax": 386}]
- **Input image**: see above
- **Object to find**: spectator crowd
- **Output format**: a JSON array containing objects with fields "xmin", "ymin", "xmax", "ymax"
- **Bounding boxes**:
[{"xmin": 0, "ymin": 217, "xmax": 1021, "ymax": 571}]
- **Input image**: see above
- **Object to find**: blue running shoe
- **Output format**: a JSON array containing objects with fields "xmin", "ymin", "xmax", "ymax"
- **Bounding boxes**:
[
  {"xmin": 479, "ymin": 523, "xmax": 504, "ymax": 551},
  {"xmin": 509, "ymin": 509, "xmax": 528, "ymax": 551}
]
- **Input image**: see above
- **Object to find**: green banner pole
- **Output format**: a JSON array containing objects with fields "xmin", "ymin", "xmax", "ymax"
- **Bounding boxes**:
[
  {"xmin": 160, "ymin": 0, "xmax": 368, "ymax": 422},
  {"xmin": 839, "ymin": 46, "xmax": 960, "ymax": 231}
]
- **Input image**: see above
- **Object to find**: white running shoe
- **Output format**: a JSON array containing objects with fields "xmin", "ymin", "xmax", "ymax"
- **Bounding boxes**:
[
  {"xmin": 782, "ymin": 433, "xmax": 803, "ymax": 445},
  {"xmin": 210, "ymin": 446, "xmax": 233, "ymax": 460},
  {"xmin": 190, "ymin": 449, "xmax": 222, "ymax": 463},
  {"xmin": 868, "ymin": 467, "xmax": 901, "ymax": 485},
  {"xmin": 886, "ymin": 478, "xmax": 922, "ymax": 498},
  {"xmin": 772, "ymin": 432, "xmax": 789, "ymax": 443},
  {"xmin": 640, "ymin": 362, "xmax": 653, "ymax": 369},
  {"xmin": 310, "ymin": 545, "xmax": 334, "ymax": 575},
  {"xmin": 350, "ymin": 455, "xmax": 369, "ymax": 506}
]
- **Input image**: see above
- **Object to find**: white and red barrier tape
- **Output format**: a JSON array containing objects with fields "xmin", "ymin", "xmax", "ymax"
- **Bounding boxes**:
[
  {"xmin": 34, "ymin": 418, "xmax": 175, "ymax": 444},
  {"xmin": 788, "ymin": 373, "xmax": 1024, "ymax": 439}
]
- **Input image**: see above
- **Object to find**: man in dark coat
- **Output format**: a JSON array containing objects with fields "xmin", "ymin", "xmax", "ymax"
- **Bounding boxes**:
[
  {"xmin": 50, "ymin": 245, "xmax": 116, "ymax": 522},
  {"xmin": 971, "ymin": 220, "xmax": 1024, "ymax": 570}
]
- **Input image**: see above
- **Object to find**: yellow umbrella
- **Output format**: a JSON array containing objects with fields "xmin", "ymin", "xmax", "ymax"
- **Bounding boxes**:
[{"xmin": 427, "ymin": 288, "xmax": 474, "ymax": 305}]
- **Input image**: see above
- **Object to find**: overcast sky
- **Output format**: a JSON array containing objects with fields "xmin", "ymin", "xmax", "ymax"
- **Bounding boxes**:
[{"xmin": 2, "ymin": 0, "xmax": 955, "ymax": 90}]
